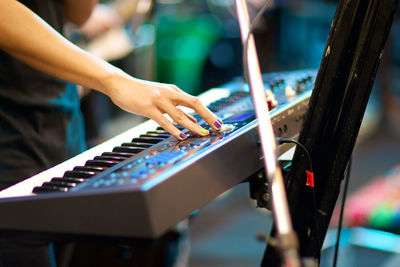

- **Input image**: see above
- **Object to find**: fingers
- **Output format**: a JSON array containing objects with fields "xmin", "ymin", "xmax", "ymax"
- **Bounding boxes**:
[
  {"xmin": 185, "ymin": 113, "xmax": 197, "ymax": 123},
  {"xmin": 161, "ymin": 102, "xmax": 210, "ymax": 137},
  {"xmin": 174, "ymin": 93, "xmax": 223, "ymax": 131},
  {"xmin": 149, "ymin": 110, "xmax": 188, "ymax": 140},
  {"xmin": 137, "ymin": 82, "xmax": 222, "ymax": 138}
]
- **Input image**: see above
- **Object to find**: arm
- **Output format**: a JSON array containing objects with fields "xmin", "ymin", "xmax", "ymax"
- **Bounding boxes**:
[{"xmin": 0, "ymin": 0, "xmax": 222, "ymax": 140}]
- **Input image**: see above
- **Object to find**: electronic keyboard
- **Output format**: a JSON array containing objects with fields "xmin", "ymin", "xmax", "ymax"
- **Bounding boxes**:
[{"xmin": 0, "ymin": 69, "xmax": 315, "ymax": 239}]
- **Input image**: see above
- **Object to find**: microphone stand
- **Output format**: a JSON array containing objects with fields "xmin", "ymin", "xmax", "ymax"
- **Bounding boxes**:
[{"xmin": 233, "ymin": 1, "xmax": 300, "ymax": 266}]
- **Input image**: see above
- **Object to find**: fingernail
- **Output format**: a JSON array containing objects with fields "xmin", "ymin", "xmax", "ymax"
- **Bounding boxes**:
[
  {"xmin": 179, "ymin": 133, "xmax": 187, "ymax": 139},
  {"xmin": 218, "ymin": 119, "xmax": 223, "ymax": 125},
  {"xmin": 200, "ymin": 128, "xmax": 209, "ymax": 135},
  {"xmin": 214, "ymin": 120, "xmax": 221, "ymax": 128}
]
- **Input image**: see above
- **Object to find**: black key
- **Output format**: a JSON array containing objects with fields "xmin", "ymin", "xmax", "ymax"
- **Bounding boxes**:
[
  {"xmin": 122, "ymin": 142, "xmax": 152, "ymax": 148},
  {"xmin": 140, "ymin": 133, "xmax": 171, "ymax": 138},
  {"xmin": 93, "ymin": 155, "xmax": 125, "ymax": 162},
  {"xmin": 208, "ymin": 106, "xmax": 217, "ymax": 112},
  {"xmin": 192, "ymin": 115, "xmax": 202, "ymax": 121},
  {"xmin": 157, "ymin": 125, "xmax": 184, "ymax": 131},
  {"xmin": 113, "ymin": 146, "xmax": 146, "ymax": 154},
  {"xmin": 85, "ymin": 160, "xmax": 119, "ymax": 168},
  {"xmin": 147, "ymin": 130, "xmax": 170, "ymax": 135},
  {"xmin": 33, "ymin": 185, "xmax": 69, "ymax": 193},
  {"xmin": 102, "ymin": 152, "xmax": 134, "ymax": 158},
  {"xmin": 73, "ymin": 166, "xmax": 107, "ymax": 173},
  {"xmin": 131, "ymin": 137, "xmax": 165, "ymax": 144},
  {"xmin": 42, "ymin": 181, "xmax": 77, "ymax": 188},
  {"xmin": 51, "ymin": 177, "xmax": 87, "ymax": 183},
  {"xmin": 64, "ymin": 170, "xmax": 97, "ymax": 178}
]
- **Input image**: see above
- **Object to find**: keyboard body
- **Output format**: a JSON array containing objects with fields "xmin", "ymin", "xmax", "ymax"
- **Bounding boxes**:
[{"xmin": 0, "ymin": 69, "xmax": 315, "ymax": 239}]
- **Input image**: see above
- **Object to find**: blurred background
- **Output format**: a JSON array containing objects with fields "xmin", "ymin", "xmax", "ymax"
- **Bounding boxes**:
[{"xmin": 69, "ymin": 0, "xmax": 400, "ymax": 266}]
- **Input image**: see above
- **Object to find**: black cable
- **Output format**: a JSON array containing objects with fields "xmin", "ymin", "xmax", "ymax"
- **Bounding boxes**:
[
  {"xmin": 333, "ymin": 157, "xmax": 352, "ymax": 267},
  {"xmin": 276, "ymin": 137, "xmax": 322, "ymax": 252},
  {"xmin": 277, "ymin": 137, "xmax": 313, "ymax": 173}
]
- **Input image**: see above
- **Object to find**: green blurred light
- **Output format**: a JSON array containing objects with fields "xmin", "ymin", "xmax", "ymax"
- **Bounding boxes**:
[
  {"xmin": 155, "ymin": 14, "xmax": 222, "ymax": 94},
  {"xmin": 369, "ymin": 204, "xmax": 396, "ymax": 229}
]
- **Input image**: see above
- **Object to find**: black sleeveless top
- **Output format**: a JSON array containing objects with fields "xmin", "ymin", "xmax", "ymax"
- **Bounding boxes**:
[{"xmin": 0, "ymin": 0, "xmax": 86, "ymax": 189}]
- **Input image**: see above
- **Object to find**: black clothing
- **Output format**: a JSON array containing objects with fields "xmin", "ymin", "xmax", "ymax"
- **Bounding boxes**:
[
  {"xmin": 0, "ymin": 0, "xmax": 86, "ymax": 189},
  {"xmin": 0, "ymin": 1, "xmax": 85, "ymax": 266}
]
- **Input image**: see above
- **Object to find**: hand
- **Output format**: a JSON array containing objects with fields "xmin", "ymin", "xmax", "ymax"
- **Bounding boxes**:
[{"xmin": 104, "ymin": 71, "xmax": 223, "ymax": 140}]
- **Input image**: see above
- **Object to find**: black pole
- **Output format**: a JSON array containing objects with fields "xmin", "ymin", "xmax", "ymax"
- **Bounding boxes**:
[{"xmin": 262, "ymin": 0, "xmax": 398, "ymax": 265}]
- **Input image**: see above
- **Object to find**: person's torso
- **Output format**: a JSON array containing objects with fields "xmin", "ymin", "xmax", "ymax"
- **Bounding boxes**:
[{"xmin": 0, "ymin": 0, "xmax": 86, "ymax": 188}]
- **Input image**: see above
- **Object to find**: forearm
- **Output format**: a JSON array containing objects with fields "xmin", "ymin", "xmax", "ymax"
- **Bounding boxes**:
[
  {"xmin": 0, "ymin": 0, "xmax": 223, "ymax": 140},
  {"xmin": 0, "ymin": 0, "xmax": 115, "ymax": 95}
]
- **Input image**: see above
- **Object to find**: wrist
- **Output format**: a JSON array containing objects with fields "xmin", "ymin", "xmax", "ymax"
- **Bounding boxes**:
[{"xmin": 96, "ymin": 64, "xmax": 130, "ymax": 97}]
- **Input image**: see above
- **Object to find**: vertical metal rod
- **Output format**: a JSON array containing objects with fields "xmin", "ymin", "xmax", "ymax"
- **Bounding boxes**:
[{"xmin": 233, "ymin": 0, "xmax": 300, "ymax": 266}]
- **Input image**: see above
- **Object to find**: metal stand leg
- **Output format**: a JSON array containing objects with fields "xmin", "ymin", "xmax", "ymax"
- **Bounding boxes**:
[{"xmin": 234, "ymin": 1, "xmax": 301, "ymax": 265}]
